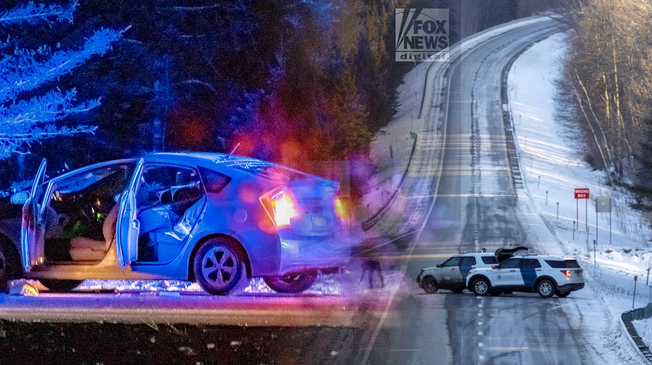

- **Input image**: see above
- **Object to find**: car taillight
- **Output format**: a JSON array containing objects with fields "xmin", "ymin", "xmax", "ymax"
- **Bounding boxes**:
[
  {"xmin": 335, "ymin": 197, "xmax": 345, "ymax": 218},
  {"xmin": 561, "ymin": 270, "xmax": 571, "ymax": 278},
  {"xmin": 260, "ymin": 188, "xmax": 297, "ymax": 228}
]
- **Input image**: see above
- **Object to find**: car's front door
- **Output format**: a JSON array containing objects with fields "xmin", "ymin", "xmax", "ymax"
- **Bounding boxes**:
[
  {"xmin": 116, "ymin": 159, "xmax": 144, "ymax": 269},
  {"xmin": 492, "ymin": 258, "xmax": 522, "ymax": 288},
  {"xmin": 439, "ymin": 256, "xmax": 461, "ymax": 287},
  {"xmin": 21, "ymin": 158, "xmax": 48, "ymax": 270}
]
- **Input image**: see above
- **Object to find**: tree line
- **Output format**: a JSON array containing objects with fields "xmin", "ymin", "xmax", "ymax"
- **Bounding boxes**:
[{"xmin": 556, "ymin": 0, "xmax": 652, "ymax": 211}]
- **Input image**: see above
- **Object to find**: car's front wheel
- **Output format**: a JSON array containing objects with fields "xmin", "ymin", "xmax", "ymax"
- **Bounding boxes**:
[
  {"xmin": 194, "ymin": 237, "xmax": 248, "ymax": 295},
  {"xmin": 264, "ymin": 274, "xmax": 317, "ymax": 294},
  {"xmin": 40, "ymin": 280, "xmax": 83, "ymax": 292},
  {"xmin": 536, "ymin": 279, "xmax": 555, "ymax": 298},
  {"xmin": 471, "ymin": 278, "xmax": 490, "ymax": 296},
  {"xmin": 0, "ymin": 242, "xmax": 20, "ymax": 293},
  {"xmin": 422, "ymin": 277, "xmax": 438, "ymax": 294}
]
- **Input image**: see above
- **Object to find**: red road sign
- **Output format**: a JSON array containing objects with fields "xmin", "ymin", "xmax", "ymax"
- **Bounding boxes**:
[{"xmin": 574, "ymin": 188, "xmax": 590, "ymax": 199}]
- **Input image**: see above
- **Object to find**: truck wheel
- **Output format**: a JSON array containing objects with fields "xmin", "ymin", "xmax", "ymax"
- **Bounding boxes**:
[
  {"xmin": 194, "ymin": 237, "xmax": 248, "ymax": 295},
  {"xmin": 264, "ymin": 274, "xmax": 317, "ymax": 294}
]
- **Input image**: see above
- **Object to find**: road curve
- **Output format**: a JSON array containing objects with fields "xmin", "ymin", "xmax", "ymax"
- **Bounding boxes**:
[{"xmin": 353, "ymin": 19, "xmax": 588, "ymax": 365}]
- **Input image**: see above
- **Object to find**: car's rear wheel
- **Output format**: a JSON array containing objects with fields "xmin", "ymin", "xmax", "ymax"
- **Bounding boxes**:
[
  {"xmin": 536, "ymin": 279, "xmax": 555, "ymax": 298},
  {"xmin": 264, "ymin": 274, "xmax": 317, "ymax": 294},
  {"xmin": 556, "ymin": 290, "xmax": 570, "ymax": 298},
  {"xmin": 0, "ymin": 242, "xmax": 20, "ymax": 293},
  {"xmin": 471, "ymin": 278, "xmax": 490, "ymax": 296},
  {"xmin": 451, "ymin": 288, "xmax": 464, "ymax": 294},
  {"xmin": 40, "ymin": 280, "xmax": 83, "ymax": 292},
  {"xmin": 194, "ymin": 237, "xmax": 248, "ymax": 295},
  {"xmin": 422, "ymin": 277, "xmax": 438, "ymax": 294}
]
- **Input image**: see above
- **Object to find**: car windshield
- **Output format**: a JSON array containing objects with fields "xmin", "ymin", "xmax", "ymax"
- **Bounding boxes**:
[{"xmin": 0, "ymin": 1, "xmax": 642, "ymax": 364}]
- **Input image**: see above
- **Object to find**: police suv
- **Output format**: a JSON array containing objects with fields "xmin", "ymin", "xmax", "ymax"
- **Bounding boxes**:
[
  {"xmin": 465, "ymin": 256, "xmax": 585, "ymax": 298},
  {"xmin": 416, "ymin": 246, "xmax": 528, "ymax": 294}
]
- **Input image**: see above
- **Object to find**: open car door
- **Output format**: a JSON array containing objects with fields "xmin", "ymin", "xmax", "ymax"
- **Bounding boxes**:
[
  {"xmin": 21, "ymin": 158, "xmax": 47, "ymax": 270},
  {"xmin": 494, "ymin": 246, "xmax": 529, "ymax": 263},
  {"xmin": 116, "ymin": 159, "xmax": 144, "ymax": 269}
]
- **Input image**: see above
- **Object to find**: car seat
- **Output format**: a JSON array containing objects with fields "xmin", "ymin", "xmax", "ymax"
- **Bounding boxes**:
[{"xmin": 69, "ymin": 203, "xmax": 119, "ymax": 261}]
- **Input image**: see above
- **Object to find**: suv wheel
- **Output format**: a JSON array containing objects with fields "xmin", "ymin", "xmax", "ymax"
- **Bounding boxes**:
[
  {"xmin": 422, "ymin": 277, "xmax": 438, "ymax": 294},
  {"xmin": 536, "ymin": 279, "xmax": 555, "ymax": 298},
  {"xmin": 471, "ymin": 278, "xmax": 490, "ymax": 296}
]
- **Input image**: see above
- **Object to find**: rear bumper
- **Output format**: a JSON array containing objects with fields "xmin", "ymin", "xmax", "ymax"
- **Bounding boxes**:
[
  {"xmin": 558, "ymin": 282, "xmax": 585, "ymax": 292},
  {"xmin": 278, "ymin": 233, "xmax": 355, "ymax": 276}
]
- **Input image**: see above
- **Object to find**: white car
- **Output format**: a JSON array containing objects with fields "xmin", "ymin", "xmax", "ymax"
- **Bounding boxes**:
[
  {"xmin": 416, "ymin": 246, "xmax": 528, "ymax": 294},
  {"xmin": 466, "ymin": 256, "xmax": 585, "ymax": 298}
]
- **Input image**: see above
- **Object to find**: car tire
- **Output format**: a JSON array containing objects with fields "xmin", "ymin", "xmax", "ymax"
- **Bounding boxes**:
[
  {"xmin": 194, "ymin": 237, "xmax": 248, "ymax": 295},
  {"xmin": 422, "ymin": 277, "xmax": 438, "ymax": 294},
  {"xmin": 40, "ymin": 280, "xmax": 83, "ymax": 292},
  {"xmin": 471, "ymin": 278, "xmax": 490, "ymax": 296},
  {"xmin": 536, "ymin": 279, "xmax": 555, "ymax": 298},
  {"xmin": 451, "ymin": 288, "xmax": 464, "ymax": 294},
  {"xmin": 0, "ymin": 242, "xmax": 21, "ymax": 294},
  {"xmin": 264, "ymin": 274, "xmax": 317, "ymax": 294},
  {"xmin": 556, "ymin": 290, "xmax": 570, "ymax": 298}
]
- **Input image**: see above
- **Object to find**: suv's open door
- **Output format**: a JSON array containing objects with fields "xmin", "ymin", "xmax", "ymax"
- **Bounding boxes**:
[
  {"xmin": 494, "ymin": 246, "xmax": 529, "ymax": 263},
  {"xmin": 21, "ymin": 158, "xmax": 47, "ymax": 270},
  {"xmin": 116, "ymin": 159, "xmax": 144, "ymax": 269}
]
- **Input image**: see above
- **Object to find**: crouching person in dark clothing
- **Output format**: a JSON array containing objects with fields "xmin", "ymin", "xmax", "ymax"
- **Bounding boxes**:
[{"xmin": 360, "ymin": 260, "xmax": 384, "ymax": 289}]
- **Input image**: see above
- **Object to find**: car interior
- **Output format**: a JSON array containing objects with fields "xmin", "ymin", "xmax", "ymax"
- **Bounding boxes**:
[
  {"xmin": 135, "ymin": 165, "xmax": 205, "ymax": 264},
  {"xmin": 43, "ymin": 163, "xmax": 135, "ymax": 263}
]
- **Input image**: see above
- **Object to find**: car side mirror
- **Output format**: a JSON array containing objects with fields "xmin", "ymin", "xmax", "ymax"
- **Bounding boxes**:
[
  {"xmin": 491, "ymin": 265, "xmax": 498, "ymax": 269},
  {"xmin": 436, "ymin": 264, "xmax": 443, "ymax": 268},
  {"xmin": 10, "ymin": 191, "xmax": 30, "ymax": 205}
]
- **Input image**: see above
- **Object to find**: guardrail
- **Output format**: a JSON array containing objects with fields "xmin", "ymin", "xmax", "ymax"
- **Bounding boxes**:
[{"xmin": 621, "ymin": 304, "xmax": 652, "ymax": 363}]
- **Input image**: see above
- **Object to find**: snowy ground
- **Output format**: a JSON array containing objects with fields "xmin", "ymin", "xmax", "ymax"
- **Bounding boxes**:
[{"xmin": 509, "ymin": 31, "xmax": 652, "ymax": 362}]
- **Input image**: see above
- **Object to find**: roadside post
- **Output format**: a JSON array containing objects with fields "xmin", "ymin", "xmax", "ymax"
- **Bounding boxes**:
[
  {"xmin": 546, "ymin": 191, "xmax": 548, "ymax": 206},
  {"xmin": 538, "ymin": 176, "xmax": 540, "ymax": 190},
  {"xmin": 596, "ymin": 196, "xmax": 612, "ymax": 253},
  {"xmin": 593, "ymin": 240, "xmax": 596, "ymax": 266},
  {"xmin": 647, "ymin": 267, "xmax": 651, "ymax": 286},
  {"xmin": 557, "ymin": 202, "xmax": 559, "ymax": 220},
  {"xmin": 634, "ymin": 276, "xmax": 639, "ymax": 309},
  {"xmin": 573, "ymin": 221, "xmax": 575, "ymax": 240},
  {"xmin": 389, "ymin": 145, "xmax": 394, "ymax": 186},
  {"xmin": 575, "ymin": 188, "xmax": 590, "ymax": 254}
]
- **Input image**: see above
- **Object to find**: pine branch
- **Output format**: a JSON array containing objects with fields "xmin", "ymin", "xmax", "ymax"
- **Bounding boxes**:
[
  {"xmin": 0, "ymin": 28, "xmax": 122, "ymax": 104},
  {"xmin": 0, "ymin": 1, "xmax": 78, "ymax": 25}
]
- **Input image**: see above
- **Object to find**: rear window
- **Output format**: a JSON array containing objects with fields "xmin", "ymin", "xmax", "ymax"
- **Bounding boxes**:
[
  {"xmin": 233, "ymin": 163, "xmax": 307, "ymax": 181},
  {"xmin": 460, "ymin": 257, "xmax": 477, "ymax": 266},
  {"xmin": 199, "ymin": 167, "xmax": 231, "ymax": 193},
  {"xmin": 481, "ymin": 256, "xmax": 498, "ymax": 264},
  {"xmin": 546, "ymin": 260, "xmax": 580, "ymax": 268},
  {"xmin": 521, "ymin": 259, "xmax": 541, "ymax": 268}
]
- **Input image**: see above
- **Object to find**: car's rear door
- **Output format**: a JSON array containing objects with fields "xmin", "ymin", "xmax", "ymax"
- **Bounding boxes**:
[{"xmin": 116, "ymin": 159, "xmax": 144, "ymax": 269}]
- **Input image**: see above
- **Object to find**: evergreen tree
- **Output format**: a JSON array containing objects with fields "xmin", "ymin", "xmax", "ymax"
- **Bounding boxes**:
[{"xmin": 0, "ymin": 1, "xmax": 121, "ymax": 159}]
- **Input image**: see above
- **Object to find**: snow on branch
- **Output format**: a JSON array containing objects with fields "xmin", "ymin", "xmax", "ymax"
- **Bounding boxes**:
[
  {"xmin": 0, "ymin": 1, "xmax": 78, "ymax": 25},
  {"xmin": 0, "ymin": 28, "xmax": 122, "ymax": 104},
  {"xmin": 1, "ymin": 88, "xmax": 100, "ymax": 127}
]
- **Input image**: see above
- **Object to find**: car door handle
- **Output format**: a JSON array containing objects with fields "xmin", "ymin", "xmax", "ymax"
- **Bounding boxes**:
[
  {"xmin": 450, "ymin": 268, "xmax": 456, "ymax": 271},
  {"xmin": 509, "ymin": 270, "xmax": 516, "ymax": 272},
  {"xmin": 535, "ymin": 269, "xmax": 542, "ymax": 271}
]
